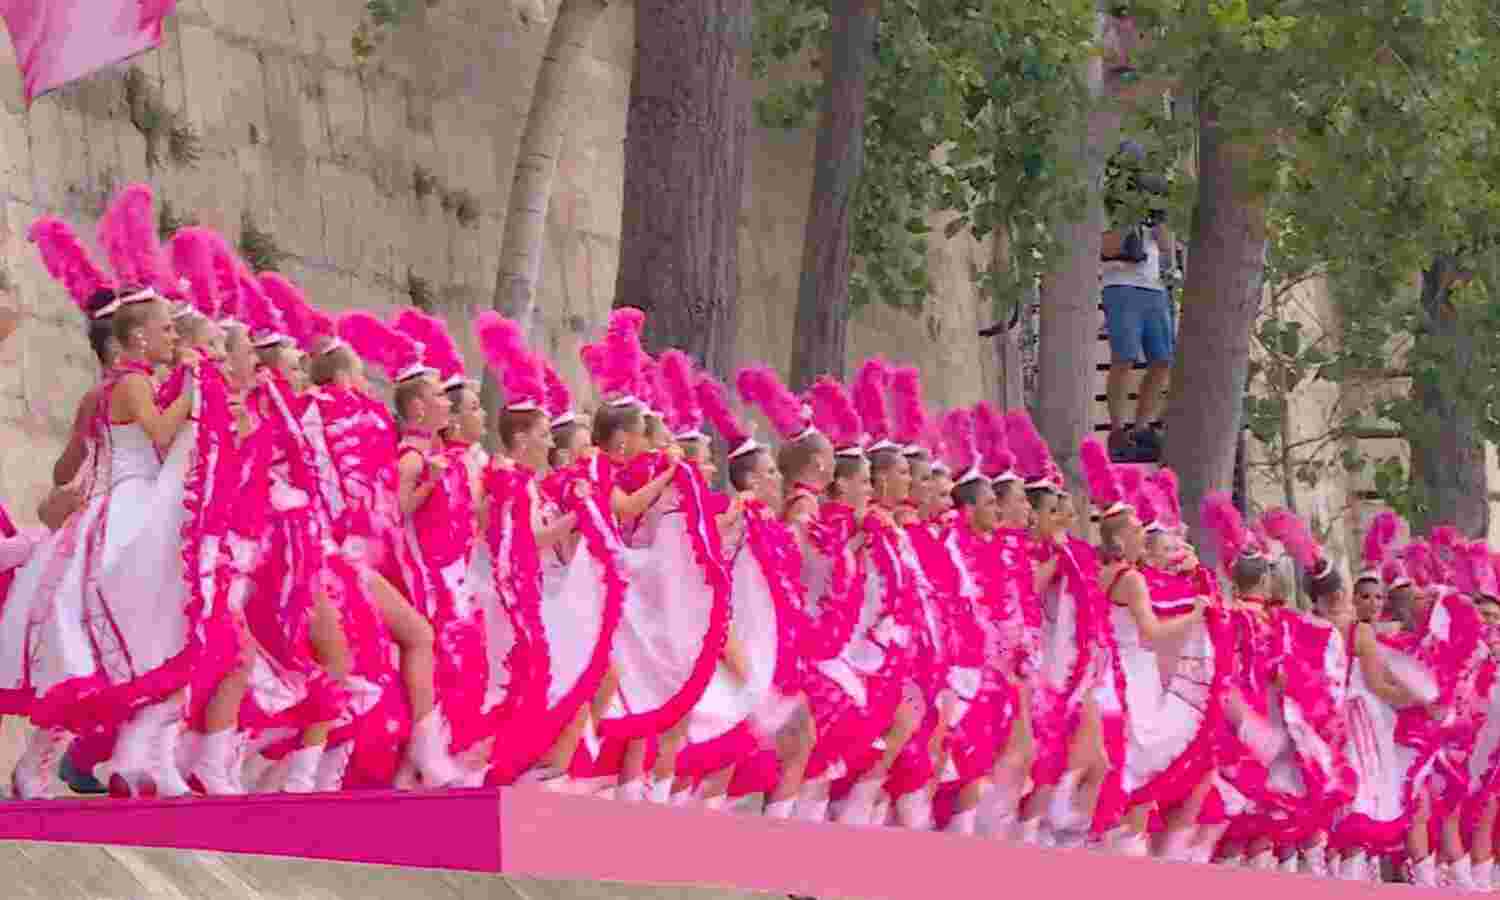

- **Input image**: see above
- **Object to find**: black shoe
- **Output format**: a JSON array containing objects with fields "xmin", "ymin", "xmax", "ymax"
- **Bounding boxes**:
[
  {"xmin": 59, "ymin": 746, "xmax": 107, "ymax": 795},
  {"xmin": 1107, "ymin": 426, "xmax": 1138, "ymax": 462},
  {"xmin": 1133, "ymin": 425, "xmax": 1162, "ymax": 462}
]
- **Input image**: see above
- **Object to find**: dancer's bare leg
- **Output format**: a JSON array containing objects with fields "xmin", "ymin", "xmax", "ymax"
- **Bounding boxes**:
[{"xmin": 366, "ymin": 571, "xmax": 436, "ymax": 722}]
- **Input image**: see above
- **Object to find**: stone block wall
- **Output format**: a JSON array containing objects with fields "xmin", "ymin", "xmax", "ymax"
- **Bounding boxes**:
[{"xmin": 0, "ymin": 0, "xmax": 997, "ymax": 524}]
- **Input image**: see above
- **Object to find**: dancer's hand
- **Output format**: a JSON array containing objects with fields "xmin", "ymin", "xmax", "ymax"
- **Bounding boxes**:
[
  {"xmin": 178, "ymin": 347, "xmax": 202, "ymax": 366},
  {"xmin": 664, "ymin": 444, "xmax": 685, "ymax": 464},
  {"xmin": 870, "ymin": 507, "xmax": 895, "ymax": 529}
]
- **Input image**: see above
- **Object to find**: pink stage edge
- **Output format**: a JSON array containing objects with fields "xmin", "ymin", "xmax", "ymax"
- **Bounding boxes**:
[{"xmin": 0, "ymin": 785, "xmax": 1433, "ymax": 899}]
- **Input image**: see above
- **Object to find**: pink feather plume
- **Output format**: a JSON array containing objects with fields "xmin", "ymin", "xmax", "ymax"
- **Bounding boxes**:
[
  {"xmin": 29, "ymin": 217, "xmax": 115, "ymax": 313},
  {"xmin": 851, "ymin": 357, "xmax": 892, "ymax": 445},
  {"xmin": 889, "ymin": 366, "xmax": 928, "ymax": 449},
  {"xmin": 1148, "ymin": 467, "xmax": 1183, "ymax": 528},
  {"xmin": 169, "ymin": 227, "xmax": 236, "ymax": 319},
  {"xmin": 806, "ymin": 377, "xmax": 864, "ymax": 452},
  {"xmin": 238, "ymin": 266, "xmax": 284, "ymax": 338},
  {"xmin": 659, "ymin": 350, "xmax": 704, "ymax": 436},
  {"xmin": 939, "ymin": 408, "xmax": 978, "ymax": 477},
  {"xmin": 736, "ymin": 365, "xmax": 810, "ymax": 441},
  {"xmin": 1005, "ymin": 409, "xmax": 1055, "ymax": 485},
  {"xmin": 1079, "ymin": 437, "xmax": 1125, "ymax": 512},
  {"xmin": 303, "ymin": 305, "xmax": 336, "ymax": 345},
  {"xmin": 1361, "ymin": 510, "xmax": 1401, "ymax": 570},
  {"xmin": 1400, "ymin": 541, "xmax": 1438, "ymax": 588},
  {"xmin": 544, "ymin": 364, "xmax": 574, "ymax": 421},
  {"xmin": 1260, "ymin": 507, "xmax": 1321, "ymax": 570},
  {"xmin": 337, "ymin": 311, "xmax": 399, "ymax": 376},
  {"xmin": 473, "ymin": 312, "xmax": 544, "ymax": 408},
  {"xmin": 1202, "ymin": 491, "xmax": 1253, "ymax": 565},
  {"xmin": 592, "ymin": 307, "xmax": 646, "ymax": 399},
  {"xmin": 393, "ymin": 308, "xmax": 465, "ymax": 383},
  {"xmin": 98, "ymin": 183, "xmax": 173, "ymax": 295},
  {"xmin": 972, "ymin": 402, "xmax": 1015, "ymax": 479},
  {"xmin": 258, "ymin": 273, "xmax": 314, "ymax": 351},
  {"xmin": 696, "ymin": 375, "xmax": 752, "ymax": 452}
]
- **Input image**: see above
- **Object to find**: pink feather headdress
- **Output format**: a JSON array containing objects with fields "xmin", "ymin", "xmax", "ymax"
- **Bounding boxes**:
[
  {"xmin": 544, "ymin": 364, "xmax": 577, "ymax": 428},
  {"xmin": 239, "ymin": 266, "xmax": 290, "ymax": 348},
  {"xmin": 1201, "ymin": 492, "xmax": 1263, "ymax": 571},
  {"xmin": 1452, "ymin": 540, "xmax": 1498, "ymax": 600},
  {"xmin": 336, "ymin": 311, "xmax": 425, "ymax": 384},
  {"xmin": 1080, "ymin": 437, "xmax": 1129, "ymax": 518},
  {"xmin": 1260, "ymin": 507, "xmax": 1326, "ymax": 576},
  {"xmin": 697, "ymin": 375, "xmax": 756, "ymax": 458},
  {"xmin": 940, "ymin": 408, "xmax": 982, "ymax": 485},
  {"xmin": 474, "ymin": 311, "xmax": 544, "ymax": 411},
  {"xmin": 924, "ymin": 419, "xmax": 950, "ymax": 475},
  {"xmin": 170, "ymin": 227, "xmax": 243, "ymax": 324},
  {"xmin": 1118, "ymin": 465, "xmax": 1154, "ymax": 530},
  {"xmin": 973, "ymin": 402, "xmax": 1018, "ymax": 484},
  {"xmin": 1358, "ymin": 510, "xmax": 1401, "ymax": 583},
  {"xmin": 1006, "ymin": 409, "xmax": 1060, "ymax": 492},
  {"xmin": 806, "ymin": 377, "xmax": 865, "ymax": 457},
  {"xmin": 258, "ymin": 273, "xmax": 315, "ymax": 352},
  {"xmin": 889, "ymin": 366, "xmax": 930, "ymax": 456},
  {"xmin": 638, "ymin": 354, "xmax": 664, "ymax": 419},
  {"xmin": 659, "ymin": 350, "xmax": 706, "ymax": 441},
  {"xmin": 1399, "ymin": 541, "xmax": 1439, "ymax": 590},
  {"xmin": 1148, "ymin": 467, "xmax": 1183, "ymax": 532},
  {"xmin": 97, "ymin": 183, "xmax": 177, "ymax": 301},
  {"xmin": 583, "ymin": 307, "xmax": 647, "ymax": 405},
  {"xmin": 302, "ymin": 305, "xmax": 338, "ymax": 355},
  {"xmin": 393, "ymin": 309, "xmax": 465, "ymax": 389},
  {"xmin": 852, "ymin": 357, "xmax": 896, "ymax": 452},
  {"xmin": 737, "ymin": 365, "xmax": 815, "ymax": 442},
  {"xmin": 29, "ymin": 217, "xmax": 119, "ymax": 319}
]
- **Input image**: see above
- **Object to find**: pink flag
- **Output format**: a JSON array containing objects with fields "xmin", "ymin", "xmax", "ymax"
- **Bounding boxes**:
[{"xmin": 0, "ymin": 0, "xmax": 175, "ymax": 105}]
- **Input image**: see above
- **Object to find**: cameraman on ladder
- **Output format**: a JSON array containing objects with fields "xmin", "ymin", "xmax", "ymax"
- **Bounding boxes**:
[{"xmin": 1100, "ymin": 140, "xmax": 1176, "ymax": 463}]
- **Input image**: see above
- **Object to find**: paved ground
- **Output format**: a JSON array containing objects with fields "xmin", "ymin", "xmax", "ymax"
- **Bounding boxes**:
[{"xmin": 2, "ymin": 841, "xmax": 778, "ymax": 900}]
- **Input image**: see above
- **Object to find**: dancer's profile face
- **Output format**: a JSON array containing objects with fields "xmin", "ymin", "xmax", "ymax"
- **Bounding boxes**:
[
  {"xmin": 223, "ymin": 328, "xmax": 256, "ymax": 388},
  {"xmin": 927, "ymin": 474, "xmax": 954, "ymax": 517},
  {"xmin": 994, "ymin": 479, "xmax": 1029, "ymax": 528},
  {"xmin": 421, "ymin": 376, "xmax": 451, "ymax": 430},
  {"xmin": 749, "ymin": 451, "xmax": 782, "ymax": 510},
  {"xmin": 837, "ymin": 459, "xmax": 873, "ymax": 514},
  {"xmin": 876, "ymin": 454, "xmax": 912, "ymax": 504},
  {"xmin": 517, "ymin": 414, "xmax": 551, "ymax": 469},
  {"xmin": 1032, "ymin": 491, "xmax": 1065, "ymax": 538},
  {"xmin": 968, "ymin": 482, "xmax": 999, "ymax": 533},
  {"xmin": 138, "ymin": 300, "xmax": 177, "ymax": 364},
  {"xmin": 1480, "ymin": 600, "xmax": 1500, "ymax": 628},
  {"xmin": 453, "ymin": 388, "xmax": 485, "ymax": 443}
]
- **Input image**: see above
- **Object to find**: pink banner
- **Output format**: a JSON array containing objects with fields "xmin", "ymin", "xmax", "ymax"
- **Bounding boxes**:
[{"xmin": 0, "ymin": 0, "xmax": 175, "ymax": 105}]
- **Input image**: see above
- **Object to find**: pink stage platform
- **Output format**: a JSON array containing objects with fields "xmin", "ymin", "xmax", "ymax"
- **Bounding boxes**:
[{"xmin": 0, "ymin": 786, "xmax": 1436, "ymax": 899}]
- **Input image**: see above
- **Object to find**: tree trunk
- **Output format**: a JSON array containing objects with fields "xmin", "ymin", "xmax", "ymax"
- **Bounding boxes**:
[
  {"xmin": 612, "ymin": 0, "xmax": 751, "ymax": 381},
  {"xmin": 787, "ymin": 0, "xmax": 881, "ymax": 391},
  {"xmin": 1035, "ymin": 3, "xmax": 1121, "ymax": 491},
  {"xmin": 479, "ymin": 0, "xmax": 613, "ymax": 427},
  {"xmin": 990, "ymin": 223, "xmax": 1026, "ymax": 409},
  {"xmin": 1408, "ymin": 255, "xmax": 1489, "ymax": 537},
  {"xmin": 1161, "ymin": 94, "xmax": 1269, "ymax": 565}
]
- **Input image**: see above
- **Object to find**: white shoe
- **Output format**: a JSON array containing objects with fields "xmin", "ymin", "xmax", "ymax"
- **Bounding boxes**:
[
  {"xmin": 894, "ymin": 790, "xmax": 934, "ymax": 831},
  {"xmin": 281, "ymin": 745, "xmax": 326, "ymax": 793},
  {"xmin": 315, "ymin": 741, "xmax": 352, "ymax": 792},
  {"xmin": 187, "ymin": 729, "xmax": 245, "ymax": 795},
  {"xmin": 408, "ymin": 711, "xmax": 465, "ymax": 788},
  {"xmin": 151, "ymin": 710, "xmax": 193, "ymax": 797}
]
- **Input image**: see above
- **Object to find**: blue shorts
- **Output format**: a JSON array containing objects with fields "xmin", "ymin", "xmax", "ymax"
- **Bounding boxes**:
[{"xmin": 1102, "ymin": 284, "xmax": 1174, "ymax": 364}]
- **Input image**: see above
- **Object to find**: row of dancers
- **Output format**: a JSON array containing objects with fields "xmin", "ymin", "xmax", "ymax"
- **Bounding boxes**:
[{"xmin": 1, "ymin": 182, "xmax": 1497, "ymax": 891}]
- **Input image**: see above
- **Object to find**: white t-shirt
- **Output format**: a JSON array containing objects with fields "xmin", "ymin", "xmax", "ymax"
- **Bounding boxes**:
[{"xmin": 1101, "ymin": 229, "xmax": 1164, "ymax": 292}]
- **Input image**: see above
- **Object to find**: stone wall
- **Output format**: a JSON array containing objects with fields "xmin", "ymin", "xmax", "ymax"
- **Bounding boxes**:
[{"xmin": 0, "ymin": 0, "xmax": 996, "ymax": 524}]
